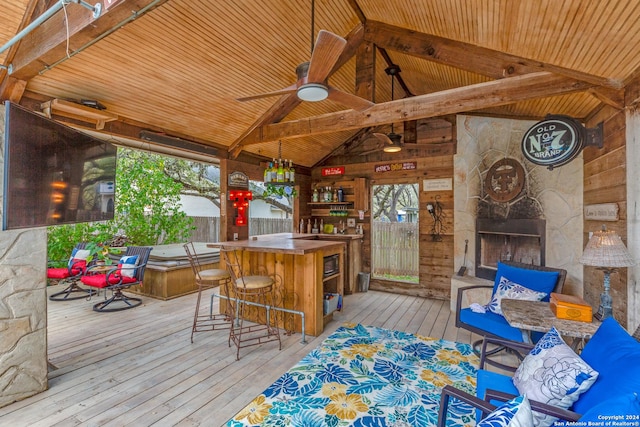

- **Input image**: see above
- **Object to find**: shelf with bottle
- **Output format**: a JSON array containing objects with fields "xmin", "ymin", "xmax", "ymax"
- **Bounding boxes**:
[{"xmin": 263, "ymin": 158, "xmax": 296, "ymax": 185}]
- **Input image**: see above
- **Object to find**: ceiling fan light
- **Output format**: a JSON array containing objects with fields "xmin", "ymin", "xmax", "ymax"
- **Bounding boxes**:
[{"xmin": 297, "ymin": 83, "xmax": 329, "ymax": 102}]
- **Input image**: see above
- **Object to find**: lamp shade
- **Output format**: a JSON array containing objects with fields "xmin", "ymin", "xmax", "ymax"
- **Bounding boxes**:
[
  {"xmin": 579, "ymin": 228, "xmax": 635, "ymax": 268},
  {"xmin": 382, "ymin": 132, "xmax": 403, "ymax": 153}
]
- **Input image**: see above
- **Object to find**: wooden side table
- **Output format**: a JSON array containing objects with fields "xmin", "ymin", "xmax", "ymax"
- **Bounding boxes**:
[{"xmin": 501, "ymin": 299, "xmax": 601, "ymax": 349}]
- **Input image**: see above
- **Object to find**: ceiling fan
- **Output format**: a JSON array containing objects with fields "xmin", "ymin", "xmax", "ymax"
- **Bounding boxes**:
[{"xmin": 236, "ymin": 2, "xmax": 373, "ymax": 111}]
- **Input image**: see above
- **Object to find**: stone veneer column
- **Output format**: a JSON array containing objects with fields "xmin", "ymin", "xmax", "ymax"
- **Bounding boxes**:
[
  {"xmin": 453, "ymin": 115, "xmax": 583, "ymax": 294},
  {"xmin": 0, "ymin": 103, "xmax": 48, "ymax": 408}
]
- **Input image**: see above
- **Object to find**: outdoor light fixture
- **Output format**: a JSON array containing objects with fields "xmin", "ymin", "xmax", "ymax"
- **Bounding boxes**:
[
  {"xmin": 579, "ymin": 225, "xmax": 635, "ymax": 320},
  {"xmin": 380, "ymin": 65, "xmax": 402, "ymax": 153},
  {"xmin": 382, "ymin": 132, "xmax": 403, "ymax": 153},
  {"xmin": 297, "ymin": 83, "xmax": 329, "ymax": 102}
]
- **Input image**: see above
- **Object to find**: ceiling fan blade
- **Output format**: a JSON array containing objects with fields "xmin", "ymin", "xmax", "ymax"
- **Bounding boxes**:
[
  {"xmin": 307, "ymin": 30, "xmax": 347, "ymax": 83},
  {"xmin": 373, "ymin": 132, "xmax": 393, "ymax": 146},
  {"xmin": 327, "ymin": 87, "xmax": 374, "ymax": 111},
  {"xmin": 237, "ymin": 84, "xmax": 297, "ymax": 102}
]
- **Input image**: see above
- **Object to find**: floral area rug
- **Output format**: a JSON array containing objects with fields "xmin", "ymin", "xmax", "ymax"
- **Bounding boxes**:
[{"xmin": 227, "ymin": 323, "xmax": 479, "ymax": 426}]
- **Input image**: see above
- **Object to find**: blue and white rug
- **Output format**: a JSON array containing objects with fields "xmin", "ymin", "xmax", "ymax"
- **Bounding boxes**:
[{"xmin": 227, "ymin": 323, "xmax": 479, "ymax": 426}]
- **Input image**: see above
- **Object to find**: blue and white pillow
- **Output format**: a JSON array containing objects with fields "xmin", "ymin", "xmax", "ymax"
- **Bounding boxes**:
[
  {"xmin": 487, "ymin": 276, "xmax": 547, "ymax": 316},
  {"xmin": 477, "ymin": 394, "xmax": 533, "ymax": 427},
  {"xmin": 513, "ymin": 327, "xmax": 598, "ymax": 427},
  {"xmin": 67, "ymin": 248, "xmax": 91, "ymax": 268},
  {"xmin": 117, "ymin": 255, "xmax": 139, "ymax": 278}
]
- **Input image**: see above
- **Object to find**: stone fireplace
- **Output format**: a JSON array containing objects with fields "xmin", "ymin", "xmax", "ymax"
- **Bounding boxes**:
[{"xmin": 453, "ymin": 115, "xmax": 584, "ymax": 298}]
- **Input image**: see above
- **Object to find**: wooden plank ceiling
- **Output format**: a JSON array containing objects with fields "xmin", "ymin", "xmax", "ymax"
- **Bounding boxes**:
[{"xmin": 1, "ymin": 0, "xmax": 640, "ymax": 167}]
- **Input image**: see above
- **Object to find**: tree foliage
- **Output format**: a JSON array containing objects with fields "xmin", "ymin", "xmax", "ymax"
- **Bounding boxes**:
[
  {"xmin": 372, "ymin": 184, "xmax": 419, "ymax": 222},
  {"xmin": 115, "ymin": 149, "xmax": 194, "ymax": 245}
]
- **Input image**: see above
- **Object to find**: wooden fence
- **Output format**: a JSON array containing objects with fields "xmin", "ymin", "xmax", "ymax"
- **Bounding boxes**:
[
  {"xmin": 187, "ymin": 217, "xmax": 292, "ymax": 242},
  {"xmin": 371, "ymin": 221, "xmax": 419, "ymax": 279}
]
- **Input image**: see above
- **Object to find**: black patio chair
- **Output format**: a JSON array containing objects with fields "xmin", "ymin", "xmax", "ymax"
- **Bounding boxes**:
[{"xmin": 80, "ymin": 246, "xmax": 152, "ymax": 312}]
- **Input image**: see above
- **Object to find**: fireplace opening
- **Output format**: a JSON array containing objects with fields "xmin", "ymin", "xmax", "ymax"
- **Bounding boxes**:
[{"xmin": 476, "ymin": 218, "xmax": 546, "ymax": 280}]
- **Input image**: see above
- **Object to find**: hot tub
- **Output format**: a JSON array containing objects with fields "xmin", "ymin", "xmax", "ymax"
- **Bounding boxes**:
[{"xmin": 128, "ymin": 242, "xmax": 221, "ymax": 300}]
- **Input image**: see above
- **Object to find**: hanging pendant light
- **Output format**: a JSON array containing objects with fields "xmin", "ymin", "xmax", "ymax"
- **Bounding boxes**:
[{"xmin": 382, "ymin": 65, "xmax": 402, "ymax": 153}]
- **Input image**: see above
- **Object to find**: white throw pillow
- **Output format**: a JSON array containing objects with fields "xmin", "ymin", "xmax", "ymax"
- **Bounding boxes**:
[
  {"xmin": 117, "ymin": 255, "xmax": 139, "ymax": 278},
  {"xmin": 513, "ymin": 327, "xmax": 599, "ymax": 427},
  {"xmin": 487, "ymin": 276, "xmax": 547, "ymax": 316},
  {"xmin": 477, "ymin": 394, "xmax": 534, "ymax": 427}
]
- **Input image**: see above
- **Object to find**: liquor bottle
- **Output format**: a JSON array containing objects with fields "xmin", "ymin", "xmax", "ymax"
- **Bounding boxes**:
[
  {"xmin": 277, "ymin": 158, "xmax": 284, "ymax": 182},
  {"xmin": 263, "ymin": 163, "xmax": 269, "ymax": 183},
  {"xmin": 284, "ymin": 159, "xmax": 290, "ymax": 182},
  {"xmin": 332, "ymin": 188, "xmax": 338, "ymax": 202},
  {"xmin": 270, "ymin": 159, "xmax": 277, "ymax": 182},
  {"xmin": 312, "ymin": 187, "xmax": 319, "ymax": 202},
  {"xmin": 299, "ymin": 219, "xmax": 304, "ymax": 233},
  {"xmin": 289, "ymin": 160, "xmax": 295, "ymax": 182},
  {"xmin": 307, "ymin": 219, "xmax": 311, "ymax": 234},
  {"xmin": 337, "ymin": 186, "xmax": 344, "ymax": 202}
]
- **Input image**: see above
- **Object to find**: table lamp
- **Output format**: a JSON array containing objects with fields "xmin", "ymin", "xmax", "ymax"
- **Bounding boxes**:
[{"xmin": 579, "ymin": 226, "xmax": 635, "ymax": 320}]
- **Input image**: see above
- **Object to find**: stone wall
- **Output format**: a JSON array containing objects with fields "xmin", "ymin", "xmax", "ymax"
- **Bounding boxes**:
[
  {"xmin": 0, "ymin": 103, "xmax": 48, "ymax": 408},
  {"xmin": 453, "ymin": 115, "xmax": 584, "ymax": 295}
]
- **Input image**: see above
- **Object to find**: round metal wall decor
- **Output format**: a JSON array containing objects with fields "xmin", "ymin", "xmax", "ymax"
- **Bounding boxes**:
[
  {"xmin": 521, "ymin": 115, "xmax": 585, "ymax": 169},
  {"xmin": 484, "ymin": 158, "xmax": 525, "ymax": 202}
]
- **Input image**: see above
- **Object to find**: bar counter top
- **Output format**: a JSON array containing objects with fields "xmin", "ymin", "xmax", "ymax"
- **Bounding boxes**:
[{"xmin": 208, "ymin": 232, "xmax": 357, "ymax": 255}]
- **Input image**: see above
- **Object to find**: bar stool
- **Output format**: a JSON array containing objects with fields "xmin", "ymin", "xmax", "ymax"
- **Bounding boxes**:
[
  {"xmin": 220, "ymin": 246, "xmax": 282, "ymax": 360},
  {"xmin": 184, "ymin": 242, "xmax": 232, "ymax": 343}
]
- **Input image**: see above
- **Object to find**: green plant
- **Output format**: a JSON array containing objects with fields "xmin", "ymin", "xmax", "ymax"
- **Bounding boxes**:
[
  {"xmin": 264, "ymin": 184, "xmax": 297, "ymax": 198},
  {"xmin": 84, "ymin": 242, "xmax": 122, "ymax": 265}
]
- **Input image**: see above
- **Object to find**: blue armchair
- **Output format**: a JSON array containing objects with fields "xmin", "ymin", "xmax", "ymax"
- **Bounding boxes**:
[{"xmin": 455, "ymin": 261, "xmax": 566, "ymax": 369}]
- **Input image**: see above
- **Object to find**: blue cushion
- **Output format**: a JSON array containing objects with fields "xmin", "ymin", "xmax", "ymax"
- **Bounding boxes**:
[
  {"xmin": 579, "ymin": 393, "xmax": 640, "ymax": 421},
  {"xmin": 574, "ymin": 318, "xmax": 640, "ymax": 413},
  {"xmin": 492, "ymin": 262, "xmax": 559, "ymax": 302},
  {"xmin": 477, "ymin": 369, "xmax": 518, "ymax": 403},
  {"xmin": 460, "ymin": 308, "xmax": 525, "ymax": 342},
  {"xmin": 476, "ymin": 369, "xmax": 519, "ymax": 422}
]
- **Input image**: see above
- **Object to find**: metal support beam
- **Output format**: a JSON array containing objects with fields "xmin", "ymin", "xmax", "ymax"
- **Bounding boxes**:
[{"xmin": 0, "ymin": 0, "xmax": 102, "ymax": 69}]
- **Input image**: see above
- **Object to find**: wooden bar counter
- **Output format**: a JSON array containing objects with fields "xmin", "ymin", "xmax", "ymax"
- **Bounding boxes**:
[{"xmin": 209, "ymin": 233, "xmax": 347, "ymax": 336}]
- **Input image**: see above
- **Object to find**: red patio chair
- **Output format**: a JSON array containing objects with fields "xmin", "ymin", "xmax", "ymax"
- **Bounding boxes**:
[
  {"xmin": 48, "ymin": 242, "xmax": 96, "ymax": 301},
  {"xmin": 81, "ymin": 246, "xmax": 152, "ymax": 312}
]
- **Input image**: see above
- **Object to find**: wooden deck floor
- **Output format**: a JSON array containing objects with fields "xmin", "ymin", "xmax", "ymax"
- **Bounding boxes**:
[{"xmin": 0, "ymin": 285, "xmax": 485, "ymax": 427}]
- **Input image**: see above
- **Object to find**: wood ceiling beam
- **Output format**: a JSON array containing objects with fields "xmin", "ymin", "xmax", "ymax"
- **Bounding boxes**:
[
  {"xmin": 364, "ymin": 20, "xmax": 622, "ymax": 90},
  {"xmin": 6, "ymin": 0, "xmax": 169, "ymax": 81},
  {"xmin": 588, "ymin": 87, "xmax": 625, "ymax": 110},
  {"xmin": 229, "ymin": 24, "xmax": 365, "ymax": 158},
  {"xmin": 239, "ymin": 72, "xmax": 593, "ymax": 145}
]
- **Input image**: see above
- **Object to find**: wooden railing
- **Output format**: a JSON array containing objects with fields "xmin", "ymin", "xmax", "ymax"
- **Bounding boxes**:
[
  {"xmin": 371, "ymin": 221, "xmax": 419, "ymax": 279},
  {"xmin": 187, "ymin": 217, "xmax": 293, "ymax": 242}
]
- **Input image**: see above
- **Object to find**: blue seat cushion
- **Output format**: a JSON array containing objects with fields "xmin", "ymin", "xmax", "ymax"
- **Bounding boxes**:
[
  {"xmin": 573, "ymin": 317, "xmax": 640, "ymax": 413},
  {"xmin": 476, "ymin": 369, "xmax": 518, "ymax": 421},
  {"xmin": 579, "ymin": 393, "xmax": 640, "ymax": 422},
  {"xmin": 459, "ymin": 308, "xmax": 525, "ymax": 342},
  {"xmin": 492, "ymin": 262, "xmax": 559, "ymax": 302}
]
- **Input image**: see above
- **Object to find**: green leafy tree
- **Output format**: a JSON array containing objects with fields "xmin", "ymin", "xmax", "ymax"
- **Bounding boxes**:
[{"xmin": 114, "ymin": 149, "xmax": 194, "ymax": 245}]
